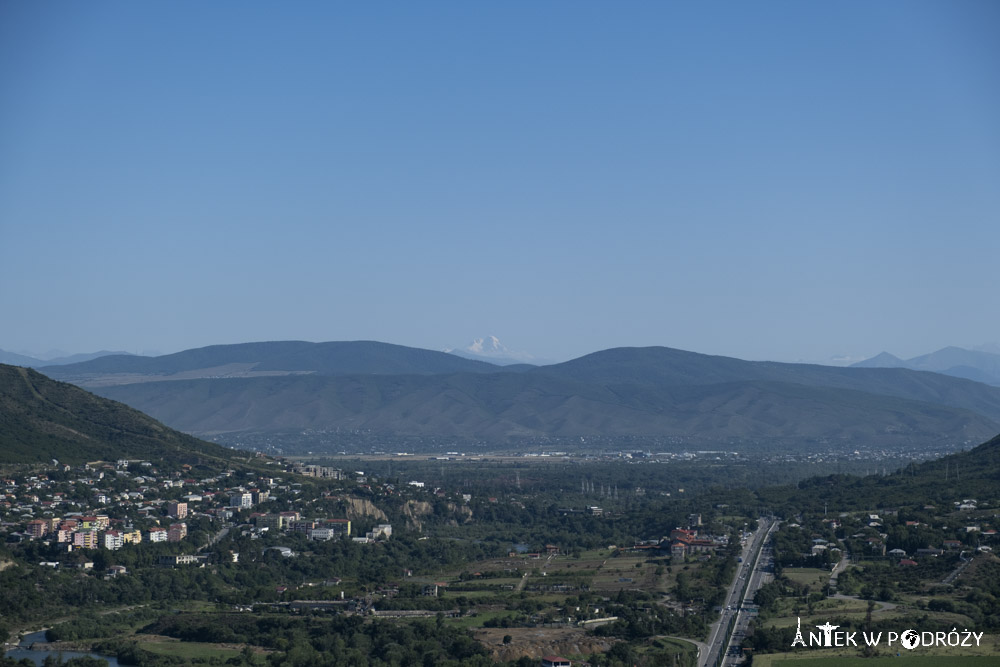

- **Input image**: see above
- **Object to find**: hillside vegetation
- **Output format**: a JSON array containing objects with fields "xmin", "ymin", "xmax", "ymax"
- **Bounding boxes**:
[{"xmin": 0, "ymin": 363, "xmax": 241, "ymax": 465}]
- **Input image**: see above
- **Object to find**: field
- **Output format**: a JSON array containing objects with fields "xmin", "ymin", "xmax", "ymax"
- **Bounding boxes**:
[
  {"xmin": 137, "ymin": 637, "xmax": 243, "ymax": 661},
  {"xmin": 782, "ymin": 568, "xmax": 830, "ymax": 591}
]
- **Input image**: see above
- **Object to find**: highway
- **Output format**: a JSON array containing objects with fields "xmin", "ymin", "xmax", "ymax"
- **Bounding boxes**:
[{"xmin": 700, "ymin": 517, "xmax": 778, "ymax": 667}]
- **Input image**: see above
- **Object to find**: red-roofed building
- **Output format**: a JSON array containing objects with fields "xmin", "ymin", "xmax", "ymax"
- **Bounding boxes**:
[
  {"xmin": 671, "ymin": 528, "xmax": 697, "ymax": 541},
  {"xmin": 27, "ymin": 520, "xmax": 48, "ymax": 538},
  {"xmin": 541, "ymin": 657, "xmax": 571, "ymax": 667}
]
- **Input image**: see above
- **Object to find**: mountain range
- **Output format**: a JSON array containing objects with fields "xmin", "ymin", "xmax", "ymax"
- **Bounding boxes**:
[
  {"xmin": 0, "ymin": 348, "xmax": 131, "ymax": 368},
  {"xmin": 853, "ymin": 346, "xmax": 1000, "ymax": 386},
  {"xmin": 35, "ymin": 341, "xmax": 1000, "ymax": 450}
]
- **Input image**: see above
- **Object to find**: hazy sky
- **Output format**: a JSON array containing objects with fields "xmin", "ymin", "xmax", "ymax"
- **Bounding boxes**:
[{"xmin": 2, "ymin": 2, "xmax": 998, "ymax": 364}]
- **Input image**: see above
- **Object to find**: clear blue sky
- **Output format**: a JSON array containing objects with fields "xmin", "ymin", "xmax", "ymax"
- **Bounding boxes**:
[{"xmin": 2, "ymin": 1, "xmax": 998, "ymax": 363}]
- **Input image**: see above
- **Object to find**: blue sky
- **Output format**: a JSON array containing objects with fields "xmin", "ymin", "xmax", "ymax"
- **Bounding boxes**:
[{"xmin": 2, "ymin": 1, "xmax": 998, "ymax": 364}]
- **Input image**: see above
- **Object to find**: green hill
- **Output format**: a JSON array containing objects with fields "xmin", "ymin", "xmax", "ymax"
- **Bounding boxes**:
[
  {"xmin": 0, "ymin": 363, "xmax": 242, "ymax": 466},
  {"xmin": 760, "ymin": 431, "xmax": 1000, "ymax": 512}
]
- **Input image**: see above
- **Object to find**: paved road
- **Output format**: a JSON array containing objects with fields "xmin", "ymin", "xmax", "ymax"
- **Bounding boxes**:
[
  {"xmin": 700, "ymin": 518, "xmax": 776, "ymax": 667},
  {"xmin": 942, "ymin": 552, "xmax": 973, "ymax": 584},
  {"xmin": 828, "ymin": 553, "xmax": 850, "ymax": 592}
]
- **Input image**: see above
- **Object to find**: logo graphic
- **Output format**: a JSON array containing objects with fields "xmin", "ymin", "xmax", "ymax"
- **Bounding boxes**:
[
  {"xmin": 788, "ymin": 618, "xmax": 983, "ymax": 651},
  {"xmin": 900, "ymin": 629, "xmax": 919, "ymax": 650}
]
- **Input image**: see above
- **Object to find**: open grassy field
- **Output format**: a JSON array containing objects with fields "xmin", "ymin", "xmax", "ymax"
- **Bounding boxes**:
[
  {"xmin": 782, "ymin": 568, "xmax": 830, "ymax": 590},
  {"xmin": 137, "ymin": 638, "xmax": 242, "ymax": 660},
  {"xmin": 444, "ymin": 610, "xmax": 521, "ymax": 629}
]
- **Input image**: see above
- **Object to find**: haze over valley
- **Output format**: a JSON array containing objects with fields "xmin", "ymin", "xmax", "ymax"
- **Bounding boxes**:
[
  {"xmin": 3, "ymin": 3, "xmax": 999, "ymax": 665},
  {"xmin": 27, "ymin": 340, "xmax": 1000, "ymax": 458}
]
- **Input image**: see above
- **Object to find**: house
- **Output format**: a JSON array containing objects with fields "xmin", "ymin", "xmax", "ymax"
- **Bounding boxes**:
[
  {"xmin": 541, "ymin": 657, "xmax": 571, "ymax": 667},
  {"xmin": 158, "ymin": 554, "xmax": 204, "ymax": 567},
  {"xmin": 899, "ymin": 559, "xmax": 918, "ymax": 567}
]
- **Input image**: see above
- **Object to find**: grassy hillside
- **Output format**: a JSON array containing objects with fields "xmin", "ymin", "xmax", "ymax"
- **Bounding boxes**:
[
  {"xmin": 0, "ymin": 363, "xmax": 242, "ymax": 465},
  {"xmin": 759, "ymin": 431, "xmax": 1000, "ymax": 512}
]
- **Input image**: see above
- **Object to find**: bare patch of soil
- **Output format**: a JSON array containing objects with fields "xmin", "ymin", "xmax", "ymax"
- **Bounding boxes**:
[{"xmin": 474, "ymin": 626, "xmax": 615, "ymax": 662}]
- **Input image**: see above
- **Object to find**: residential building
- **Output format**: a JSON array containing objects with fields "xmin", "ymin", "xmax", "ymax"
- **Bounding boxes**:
[
  {"xmin": 103, "ymin": 531, "xmax": 124, "ymax": 551},
  {"xmin": 319, "ymin": 518, "xmax": 351, "ymax": 536},
  {"xmin": 27, "ymin": 520, "xmax": 48, "ymax": 538},
  {"xmin": 168, "ymin": 523, "xmax": 187, "ymax": 542},
  {"xmin": 73, "ymin": 530, "xmax": 99, "ymax": 549},
  {"xmin": 167, "ymin": 501, "xmax": 188, "ymax": 519},
  {"xmin": 230, "ymin": 492, "xmax": 253, "ymax": 509}
]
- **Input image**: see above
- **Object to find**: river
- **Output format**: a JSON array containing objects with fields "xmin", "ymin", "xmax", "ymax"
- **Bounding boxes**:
[{"xmin": 3, "ymin": 631, "xmax": 122, "ymax": 666}]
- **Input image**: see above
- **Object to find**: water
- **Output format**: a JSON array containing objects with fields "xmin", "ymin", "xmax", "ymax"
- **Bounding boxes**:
[{"xmin": 3, "ymin": 631, "xmax": 121, "ymax": 666}]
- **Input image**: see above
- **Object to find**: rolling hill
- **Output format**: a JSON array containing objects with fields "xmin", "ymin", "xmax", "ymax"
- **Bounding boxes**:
[
  {"xmin": 42, "ymin": 340, "xmax": 511, "ymax": 387},
  {"xmin": 759, "ymin": 430, "xmax": 1000, "ymax": 511},
  {"xmin": 0, "ymin": 363, "xmax": 243, "ymax": 465}
]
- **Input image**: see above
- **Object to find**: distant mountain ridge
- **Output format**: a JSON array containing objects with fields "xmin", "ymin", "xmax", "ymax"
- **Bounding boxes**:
[
  {"xmin": 0, "ymin": 348, "xmax": 129, "ymax": 368},
  {"xmin": 853, "ymin": 346, "xmax": 1000, "ymax": 386},
  {"xmin": 40, "ymin": 341, "xmax": 1000, "ymax": 450},
  {"xmin": 0, "ymin": 363, "xmax": 240, "ymax": 465},
  {"xmin": 44, "ymin": 340, "xmax": 508, "ymax": 387}
]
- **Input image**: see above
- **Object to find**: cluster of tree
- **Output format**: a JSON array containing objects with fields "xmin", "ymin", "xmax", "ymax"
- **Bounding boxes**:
[
  {"xmin": 46, "ymin": 607, "xmax": 163, "ymax": 642},
  {"xmin": 770, "ymin": 525, "xmax": 836, "ymax": 570},
  {"xmin": 835, "ymin": 556, "xmax": 957, "ymax": 600},
  {"xmin": 131, "ymin": 612, "xmax": 494, "ymax": 666},
  {"xmin": 757, "ymin": 434, "xmax": 1000, "ymax": 517}
]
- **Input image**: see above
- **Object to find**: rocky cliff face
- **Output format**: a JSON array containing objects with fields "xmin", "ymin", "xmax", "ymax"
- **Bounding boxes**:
[{"xmin": 343, "ymin": 497, "xmax": 387, "ymax": 522}]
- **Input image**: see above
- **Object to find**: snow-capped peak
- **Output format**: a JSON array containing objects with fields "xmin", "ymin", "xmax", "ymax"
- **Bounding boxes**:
[
  {"xmin": 444, "ymin": 336, "xmax": 537, "ymax": 365},
  {"xmin": 468, "ymin": 335, "xmax": 507, "ymax": 355}
]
